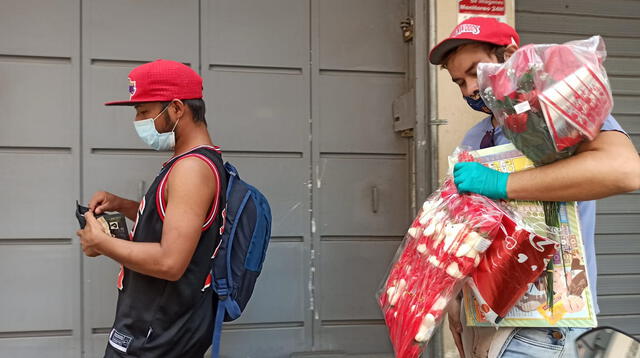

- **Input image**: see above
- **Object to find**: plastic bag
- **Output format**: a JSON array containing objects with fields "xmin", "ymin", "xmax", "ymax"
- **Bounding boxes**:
[
  {"xmin": 377, "ymin": 150, "xmax": 558, "ymax": 357},
  {"xmin": 377, "ymin": 178, "xmax": 502, "ymax": 357},
  {"xmin": 477, "ymin": 36, "xmax": 612, "ymax": 166},
  {"xmin": 468, "ymin": 212, "xmax": 558, "ymax": 324}
]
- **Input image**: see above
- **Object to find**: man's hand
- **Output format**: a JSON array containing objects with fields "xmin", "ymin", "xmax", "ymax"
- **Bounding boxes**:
[
  {"xmin": 88, "ymin": 191, "xmax": 139, "ymax": 220},
  {"xmin": 447, "ymin": 296, "xmax": 465, "ymax": 358},
  {"xmin": 84, "ymin": 247, "xmax": 101, "ymax": 257},
  {"xmin": 77, "ymin": 211, "xmax": 111, "ymax": 257},
  {"xmin": 88, "ymin": 191, "xmax": 122, "ymax": 215},
  {"xmin": 454, "ymin": 162, "xmax": 510, "ymax": 199}
]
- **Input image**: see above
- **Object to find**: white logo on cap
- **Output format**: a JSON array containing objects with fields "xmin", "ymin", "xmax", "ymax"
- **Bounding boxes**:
[{"xmin": 453, "ymin": 24, "xmax": 481, "ymax": 37}]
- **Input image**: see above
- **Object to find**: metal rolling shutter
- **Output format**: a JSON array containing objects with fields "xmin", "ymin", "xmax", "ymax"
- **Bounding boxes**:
[{"xmin": 516, "ymin": 0, "xmax": 640, "ymax": 339}]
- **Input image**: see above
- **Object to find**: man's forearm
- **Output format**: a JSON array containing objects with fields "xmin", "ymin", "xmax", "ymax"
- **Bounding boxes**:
[
  {"xmin": 117, "ymin": 198, "xmax": 140, "ymax": 221},
  {"xmin": 98, "ymin": 237, "xmax": 176, "ymax": 280},
  {"xmin": 507, "ymin": 137, "xmax": 640, "ymax": 201}
]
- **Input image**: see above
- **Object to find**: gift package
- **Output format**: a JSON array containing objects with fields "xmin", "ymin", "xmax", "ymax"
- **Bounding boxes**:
[{"xmin": 460, "ymin": 144, "xmax": 598, "ymax": 328}]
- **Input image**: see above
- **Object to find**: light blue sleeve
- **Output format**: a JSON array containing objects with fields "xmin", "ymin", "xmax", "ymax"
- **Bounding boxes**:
[
  {"xmin": 601, "ymin": 114, "xmax": 627, "ymax": 135},
  {"xmin": 460, "ymin": 116, "xmax": 493, "ymax": 150}
]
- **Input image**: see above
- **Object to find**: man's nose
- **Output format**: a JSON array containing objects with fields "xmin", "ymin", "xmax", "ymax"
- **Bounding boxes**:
[{"xmin": 466, "ymin": 80, "xmax": 479, "ymax": 96}]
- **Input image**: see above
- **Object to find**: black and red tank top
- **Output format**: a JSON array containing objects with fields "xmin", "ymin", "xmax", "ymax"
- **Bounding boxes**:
[{"xmin": 105, "ymin": 145, "xmax": 226, "ymax": 358}]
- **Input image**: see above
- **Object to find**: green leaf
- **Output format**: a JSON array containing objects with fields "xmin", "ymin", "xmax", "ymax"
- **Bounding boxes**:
[{"xmin": 518, "ymin": 70, "xmax": 536, "ymax": 92}]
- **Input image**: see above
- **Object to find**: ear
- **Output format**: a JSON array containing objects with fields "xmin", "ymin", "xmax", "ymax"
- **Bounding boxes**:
[
  {"xmin": 504, "ymin": 44, "xmax": 518, "ymax": 61},
  {"xmin": 169, "ymin": 99, "xmax": 186, "ymax": 119}
]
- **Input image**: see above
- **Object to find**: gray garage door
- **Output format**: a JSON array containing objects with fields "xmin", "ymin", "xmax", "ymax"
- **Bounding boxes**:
[
  {"xmin": 0, "ymin": 0, "xmax": 82, "ymax": 357},
  {"xmin": 516, "ymin": 0, "xmax": 640, "ymax": 339},
  {"xmin": 0, "ymin": 0, "xmax": 410, "ymax": 357}
]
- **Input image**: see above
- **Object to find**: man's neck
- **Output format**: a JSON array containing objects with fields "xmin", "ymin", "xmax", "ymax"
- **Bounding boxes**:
[
  {"xmin": 173, "ymin": 125, "xmax": 214, "ymax": 157},
  {"xmin": 491, "ymin": 115, "xmax": 498, "ymax": 128}
]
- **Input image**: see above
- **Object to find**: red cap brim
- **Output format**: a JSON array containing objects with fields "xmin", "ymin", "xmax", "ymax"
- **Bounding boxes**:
[
  {"xmin": 429, "ymin": 38, "xmax": 482, "ymax": 65},
  {"xmin": 104, "ymin": 100, "xmax": 141, "ymax": 106}
]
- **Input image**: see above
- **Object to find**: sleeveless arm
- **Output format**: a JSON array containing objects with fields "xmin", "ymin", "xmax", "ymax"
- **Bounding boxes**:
[{"xmin": 87, "ymin": 156, "xmax": 218, "ymax": 280}]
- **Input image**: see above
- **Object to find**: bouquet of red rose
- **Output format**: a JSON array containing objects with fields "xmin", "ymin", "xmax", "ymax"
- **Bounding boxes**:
[
  {"xmin": 477, "ymin": 36, "xmax": 612, "ymax": 166},
  {"xmin": 477, "ymin": 36, "xmax": 613, "ymax": 311},
  {"xmin": 377, "ymin": 151, "xmax": 557, "ymax": 357}
]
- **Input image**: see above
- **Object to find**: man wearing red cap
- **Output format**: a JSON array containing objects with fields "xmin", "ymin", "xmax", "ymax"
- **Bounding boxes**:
[
  {"xmin": 429, "ymin": 17, "xmax": 640, "ymax": 358},
  {"xmin": 77, "ymin": 59, "xmax": 226, "ymax": 357}
]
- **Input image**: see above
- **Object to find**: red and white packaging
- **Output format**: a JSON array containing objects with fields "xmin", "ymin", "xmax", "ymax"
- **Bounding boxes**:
[
  {"xmin": 477, "ymin": 36, "xmax": 613, "ymax": 153},
  {"xmin": 468, "ymin": 214, "xmax": 558, "ymax": 324},
  {"xmin": 377, "ymin": 151, "xmax": 558, "ymax": 357}
]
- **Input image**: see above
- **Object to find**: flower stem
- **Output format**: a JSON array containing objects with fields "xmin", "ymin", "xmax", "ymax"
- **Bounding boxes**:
[{"xmin": 542, "ymin": 201, "xmax": 565, "ymax": 313}]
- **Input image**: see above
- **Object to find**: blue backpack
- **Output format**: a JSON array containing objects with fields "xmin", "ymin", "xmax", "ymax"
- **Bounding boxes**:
[{"xmin": 211, "ymin": 162, "xmax": 272, "ymax": 358}]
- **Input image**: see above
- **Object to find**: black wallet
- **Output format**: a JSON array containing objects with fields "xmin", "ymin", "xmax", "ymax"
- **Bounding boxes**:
[{"xmin": 75, "ymin": 201, "xmax": 129, "ymax": 240}]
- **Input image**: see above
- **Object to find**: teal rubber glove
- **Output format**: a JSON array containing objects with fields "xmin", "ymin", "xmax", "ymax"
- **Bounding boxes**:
[{"xmin": 453, "ymin": 162, "xmax": 510, "ymax": 199}]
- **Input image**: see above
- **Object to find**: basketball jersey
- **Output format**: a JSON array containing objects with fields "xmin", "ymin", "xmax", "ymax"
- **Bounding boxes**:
[{"xmin": 105, "ymin": 145, "xmax": 226, "ymax": 358}]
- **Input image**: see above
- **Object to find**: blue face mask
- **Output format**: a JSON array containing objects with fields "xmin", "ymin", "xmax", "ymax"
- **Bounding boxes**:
[
  {"xmin": 134, "ymin": 105, "xmax": 180, "ymax": 151},
  {"xmin": 464, "ymin": 91, "xmax": 493, "ymax": 114}
]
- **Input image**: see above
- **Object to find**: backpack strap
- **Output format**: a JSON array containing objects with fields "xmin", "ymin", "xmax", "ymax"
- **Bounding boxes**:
[
  {"xmin": 211, "ymin": 279, "xmax": 241, "ymax": 358},
  {"xmin": 225, "ymin": 192, "xmax": 252, "ymax": 283},
  {"xmin": 225, "ymin": 162, "xmax": 238, "ymax": 198},
  {"xmin": 212, "ymin": 190, "xmax": 251, "ymax": 358}
]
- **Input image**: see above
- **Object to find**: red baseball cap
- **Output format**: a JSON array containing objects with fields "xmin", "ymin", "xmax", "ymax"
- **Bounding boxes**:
[
  {"xmin": 429, "ymin": 17, "xmax": 520, "ymax": 65},
  {"xmin": 105, "ymin": 59, "xmax": 203, "ymax": 106}
]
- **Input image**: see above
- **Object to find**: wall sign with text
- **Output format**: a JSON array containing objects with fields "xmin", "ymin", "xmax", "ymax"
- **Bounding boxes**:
[{"xmin": 458, "ymin": 0, "xmax": 507, "ymax": 23}]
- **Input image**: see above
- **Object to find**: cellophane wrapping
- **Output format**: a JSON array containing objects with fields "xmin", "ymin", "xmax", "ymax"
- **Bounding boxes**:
[
  {"xmin": 377, "ymin": 150, "xmax": 558, "ymax": 357},
  {"xmin": 477, "ymin": 36, "xmax": 612, "ymax": 166}
]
